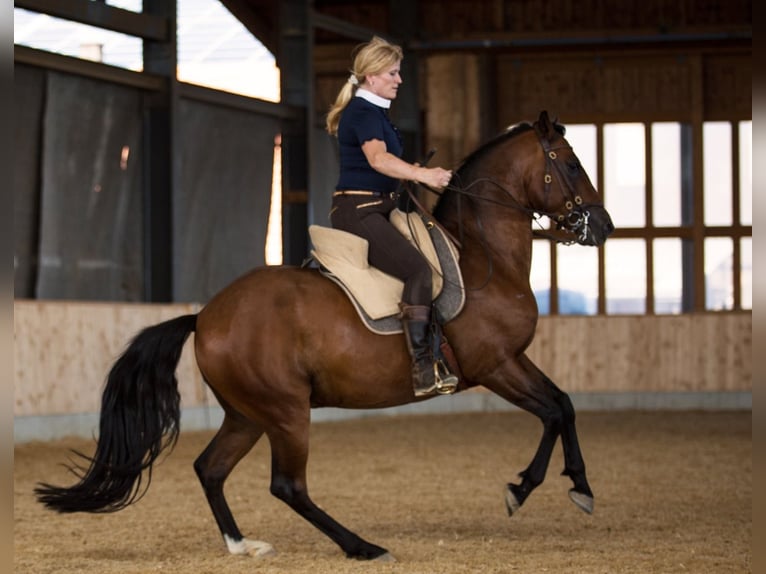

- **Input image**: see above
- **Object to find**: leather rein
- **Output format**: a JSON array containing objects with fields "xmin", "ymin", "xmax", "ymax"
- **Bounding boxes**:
[
  {"xmin": 408, "ymin": 129, "xmax": 594, "ymax": 247},
  {"xmin": 401, "ymin": 128, "xmax": 595, "ymax": 291}
]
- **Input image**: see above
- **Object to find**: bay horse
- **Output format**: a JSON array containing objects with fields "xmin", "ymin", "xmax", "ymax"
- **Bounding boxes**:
[{"xmin": 35, "ymin": 110, "xmax": 614, "ymax": 562}]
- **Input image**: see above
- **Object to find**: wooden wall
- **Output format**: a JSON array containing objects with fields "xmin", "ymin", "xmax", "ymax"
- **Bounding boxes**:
[
  {"xmin": 529, "ymin": 313, "xmax": 751, "ymax": 393},
  {"xmin": 14, "ymin": 300, "xmax": 751, "ymax": 418},
  {"xmin": 423, "ymin": 47, "xmax": 751, "ymax": 170},
  {"xmin": 414, "ymin": 0, "xmax": 751, "ymax": 37},
  {"xmin": 316, "ymin": 0, "xmax": 751, "ymax": 40}
]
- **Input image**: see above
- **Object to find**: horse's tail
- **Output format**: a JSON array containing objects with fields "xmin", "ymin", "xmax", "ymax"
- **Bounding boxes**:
[{"xmin": 35, "ymin": 314, "xmax": 198, "ymax": 513}]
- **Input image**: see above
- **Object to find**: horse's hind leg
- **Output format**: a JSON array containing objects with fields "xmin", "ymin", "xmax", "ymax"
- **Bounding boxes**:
[
  {"xmin": 267, "ymin": 413, "xmax": 393, "ymax": 561},
  {"xmin": 193, "ymin": 413, "xmax": 275, "ymax": 557}
]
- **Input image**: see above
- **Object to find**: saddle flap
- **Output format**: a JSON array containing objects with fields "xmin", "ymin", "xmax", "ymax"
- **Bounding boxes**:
[
  {"xmin": 309, "ymin": 225, "xmax": 404, "ymax": 319},
  {"xmin": 309, "ymin": 225, "xmax": 371, "ymax": 270}
]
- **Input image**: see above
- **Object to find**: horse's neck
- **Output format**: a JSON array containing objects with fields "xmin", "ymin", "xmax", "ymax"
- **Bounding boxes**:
[
  {"xmin": 435, "ymin": 133, "xmax": 540, "ymax": 281},
  {"xmin": 477, "ymin": 213, "xmax": 533, "ymax": 279},
  {"xmin": 439, "ymin": 200, "xmax": 534, "ymax": 281}
]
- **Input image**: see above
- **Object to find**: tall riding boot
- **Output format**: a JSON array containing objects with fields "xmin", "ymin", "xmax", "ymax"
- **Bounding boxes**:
[{"xmin": 399, "ymin": 303, "xmax": 437, "ymax": 397}]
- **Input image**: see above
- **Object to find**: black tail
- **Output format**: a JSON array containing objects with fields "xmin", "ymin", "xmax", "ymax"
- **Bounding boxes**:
[{"xmin": 35, "ymin": 314, "xmax": 197, "ymax": 513}]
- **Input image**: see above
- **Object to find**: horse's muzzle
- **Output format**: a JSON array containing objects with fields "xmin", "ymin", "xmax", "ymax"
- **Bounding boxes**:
[{"xmin": 573, "ymin": 205, "xmax": 614, "ymax": 247}]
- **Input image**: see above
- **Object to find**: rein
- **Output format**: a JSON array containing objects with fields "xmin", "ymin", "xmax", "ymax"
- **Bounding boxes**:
[
  {"xmin": 420, "ymin": 128, "xmax": 595, "ymax": 247},
  {"xmin": 403, "ymin": 126, "xmax": 593, "ymax": 290}
]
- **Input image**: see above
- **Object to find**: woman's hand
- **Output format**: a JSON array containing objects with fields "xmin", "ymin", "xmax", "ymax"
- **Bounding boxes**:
[
  {"xmin": 415, "ymin": 166, "xmax": 452, "ymax": 190},
  {"xmin": 362, "ymin": 138, "xmax": 452, "ymax": 189}
]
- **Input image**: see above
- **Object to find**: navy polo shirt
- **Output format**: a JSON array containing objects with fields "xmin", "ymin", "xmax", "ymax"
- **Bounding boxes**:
[{"xmin": 335, "ymin": 95, "xmax": 403, "ymax": 194}]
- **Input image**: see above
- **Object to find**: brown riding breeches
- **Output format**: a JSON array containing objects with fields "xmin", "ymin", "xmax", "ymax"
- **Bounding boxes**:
[{"xmin": 330, "ymin": 194, "xmax": 432, "ymax": 306}]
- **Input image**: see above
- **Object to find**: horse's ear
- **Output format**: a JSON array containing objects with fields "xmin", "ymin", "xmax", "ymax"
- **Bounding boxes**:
[{"xmin": 534, "ymin": 110, "xmax": 552, "ymax": 140}]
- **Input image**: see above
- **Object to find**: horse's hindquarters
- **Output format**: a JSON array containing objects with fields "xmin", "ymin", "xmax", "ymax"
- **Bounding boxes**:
[{"xmin": 194, "ymin": 267, "xmax": 419, "ymax": 413}]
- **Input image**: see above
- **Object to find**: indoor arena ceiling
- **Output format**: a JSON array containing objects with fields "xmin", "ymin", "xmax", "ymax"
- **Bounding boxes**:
[{"xmin": 219, "ymin": 0, "xmax": 751, "ymax": 64}]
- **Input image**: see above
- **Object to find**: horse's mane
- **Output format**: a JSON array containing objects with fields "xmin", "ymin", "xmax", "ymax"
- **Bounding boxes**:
[
  {"xmin": 455, "ymin": 122, "xmax": 532, "ymax": 173},
  {"xmin": 454, "ymin": 119, "xmax": 566, "ymax": 174},
  {"xmin": 432, "ymin": 117, "xmax": 565, "ymax": 219}
]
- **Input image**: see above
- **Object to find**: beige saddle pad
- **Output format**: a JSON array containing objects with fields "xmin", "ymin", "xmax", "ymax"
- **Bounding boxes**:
[{"xmin": 309, "ymin": 209, "xmax": 452, "ymax": 322}]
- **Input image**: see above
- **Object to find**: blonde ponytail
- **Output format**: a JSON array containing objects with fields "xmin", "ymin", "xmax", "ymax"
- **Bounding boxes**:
[{"xmin": 326, "ymin": 79, "xmax": 357, "ymax": 136}]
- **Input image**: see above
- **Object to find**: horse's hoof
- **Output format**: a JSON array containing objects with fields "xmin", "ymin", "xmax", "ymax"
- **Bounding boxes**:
[
  {"xmin": 373, "ymin": 552, "xmax": 397, "ymax": 562},
  {"xmin": 504, "ymin": 486, "xmax": 521, "ymax": 516},
  {"xmin": 568, "ymin": 489, "xmax": 594, "ymax": 514},
  {"xmin": 225, "ymin": 535, "xmax": 277, "ymax": 557}
]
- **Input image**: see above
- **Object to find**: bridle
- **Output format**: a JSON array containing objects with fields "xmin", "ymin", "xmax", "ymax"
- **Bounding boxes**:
[
  {"xmin": 423, "ymin": 127, "xmax": 595, "ymax": 246},
  {"xmin": 536, "ymin": 132, "xmax": 593, "ymax": 245}
]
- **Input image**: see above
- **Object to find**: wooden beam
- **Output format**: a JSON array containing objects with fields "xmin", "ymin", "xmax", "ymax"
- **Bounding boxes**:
[
  {"xmin": 15, "ymin": 0, "xmax": 169, "ymax": 41},
  {"xmin": 141, "ymin": 0, "xmax": 177, "ymax": 302},
  {"xmin": 407, "ymin": 26, "xmax": 751, "ymax": 53},
  {"xmin": 312, "ymin": 11, "xmax": 392, "ymax": 42},
  {"xmin": 14, "ymin": 44, "xmax": 164, "ymax": 90},
  {"xmin": 178, "ymin": 83, "xmax": 301, "ymax": 120}
]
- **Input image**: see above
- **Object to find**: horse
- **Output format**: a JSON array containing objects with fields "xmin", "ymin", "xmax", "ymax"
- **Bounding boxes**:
[{"xmin": 35, "ymin": 110, "xmax": 614, "ymax": 562}]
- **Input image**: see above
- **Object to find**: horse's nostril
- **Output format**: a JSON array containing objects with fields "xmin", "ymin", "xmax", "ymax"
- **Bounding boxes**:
[{"xmin": 605, "ymin": 221, "xmax": 615, "ymax": 235}]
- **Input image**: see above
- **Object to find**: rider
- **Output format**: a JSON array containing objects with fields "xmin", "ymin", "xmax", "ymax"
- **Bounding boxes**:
[{"xmin": 325, "ymin": 36, "xmax": 457, "ymax": 397}]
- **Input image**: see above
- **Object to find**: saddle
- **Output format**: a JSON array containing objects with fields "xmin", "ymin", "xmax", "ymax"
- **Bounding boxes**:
[{"xmin": 308, "ymin": 209, "xmax": 465, "ymax": 336}]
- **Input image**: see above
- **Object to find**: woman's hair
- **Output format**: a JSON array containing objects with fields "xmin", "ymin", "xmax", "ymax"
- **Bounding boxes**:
[{"xmin": 325, "ymin": 36, "xmax": 403, "ymax": 136}]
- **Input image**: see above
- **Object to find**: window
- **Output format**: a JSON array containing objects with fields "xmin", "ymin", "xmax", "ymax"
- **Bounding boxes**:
[
  {"xmin": 704, "ymin": 122, "xmax": 733, "ymax": 226},
  {"xmin": 14, "ymin": 0, "xmax": 280, "ymax": 101},
  {"xmin": 177, "ymin": 0, "xmax": 280, "ymax": 101},
  {"xmin": 740, "ymin": 237, "xmax": 752, "ymax": 309},
  {"xmin": 705, "ymin": 237, "xmax": 734, "ymax": 310},
  {"xmin": 652, "ymin": 123, "xmax": 682, "ymax": 227},
  {"xmin": 605, "ymin": 239, "xmax": 646, "ymax": 314},
  {"xmin": 557, "ymin": 244, "xmax": 599, "ymax": 315},
  {"xmin": 739, "ymin": 121, "xmax": 752, "ymax": 226},
  {"xmin": 14, "ymin": 7, "xmax": 143, "ymax": 70},
  {"xmin": 604, "ymin": 123, "xmax": 645, "ymax": 228},
  {"xmin": 653, "ymin": 238, "xmax": 683, "ymax": 314}
]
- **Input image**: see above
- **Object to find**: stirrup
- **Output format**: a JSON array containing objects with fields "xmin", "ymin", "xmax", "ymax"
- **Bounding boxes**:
[{"xmin": 433, "ymin": 360, "xmax": 458, "ymax": 395}]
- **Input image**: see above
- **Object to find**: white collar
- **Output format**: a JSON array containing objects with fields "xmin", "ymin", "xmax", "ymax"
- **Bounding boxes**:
[{"xmin": 355, "ymin": 88, "xmax": 391, "ymax": 109}]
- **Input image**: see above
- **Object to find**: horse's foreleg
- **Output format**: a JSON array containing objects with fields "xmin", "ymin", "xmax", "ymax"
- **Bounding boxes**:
[
  {"xmin": 193, "ymin": 414, "xmax": 275, "ymax": 557},
  {"xmin": 519, "ymin": 355, "xmax": 594, "ymax": 514},
  {"xmin": 485, "ymin": 357, "xmax": 576, "ymax": 516},
  {"xmin": 550, "ymin": 381, "xmax": 594, "ymax": 513},
  {"xmin": 267, "ymin": 419, "xmax": 394, "ymax": 562},
  {"xmin": 503, "ymin": 396, "xmax": 562, "ymax": 515}
]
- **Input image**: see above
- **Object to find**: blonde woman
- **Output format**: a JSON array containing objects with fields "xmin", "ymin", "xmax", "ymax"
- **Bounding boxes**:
[{"xmin": 326, "ymin": 36, "xmax": 456, "ymax": 397}]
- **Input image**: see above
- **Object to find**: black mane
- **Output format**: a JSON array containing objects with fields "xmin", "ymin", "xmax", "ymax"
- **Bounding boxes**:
[
  {"xmin": 455, "ymin": 119, "xmax": 566, "ymax": 175},
  {"xmin": 454, "ymin": 122, "xmax": 533, "ymax": 175},
  {"xmin": 432, "ymin": 118, "xmax": 565, "ymax": 219}
]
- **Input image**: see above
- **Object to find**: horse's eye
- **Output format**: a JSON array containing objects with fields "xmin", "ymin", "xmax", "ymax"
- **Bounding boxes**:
[{"xmin": 567, "ymin": 160, "xmax": 581, "ymax": 172}]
